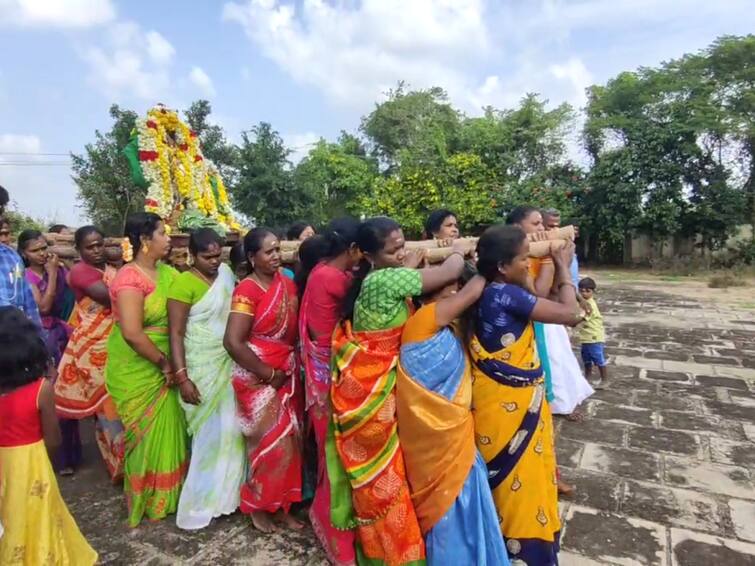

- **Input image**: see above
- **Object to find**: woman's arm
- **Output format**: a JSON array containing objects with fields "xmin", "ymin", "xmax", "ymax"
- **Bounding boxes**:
[
  {"xmin": 167, "ymin": 299, "xmax": 201, "ymax": 404},
  {"xmin": 30, "ymin": 268, "xmax": 58, "ymax": 315},
  {"xmin": 435, "ymin": 275, "xmax": 486, "ymax": 327},
  {"xmin": 38, "ymin": 379, "xmax": 62, "ymax": 458},
  {"xmin": 417, "ymin": 239, "xmax": 471, "ymax": 293},
  {"xmin": 530, "ymin": 241, "xmax": 580, "ymax": 326},
  {"xmin": 83, "ymin": 281, "xmax": 112, "ymax": 308},
  {"xmin": 532, "ymin": 260, "xmax": 555, "ymax": 298},
  {"xmin": 223, "ymin": 313, "xmax": 287, "ymax": 388},
  {"xmin": 116, "ymin": 289, "xmax": 173, "ymax": 379}
]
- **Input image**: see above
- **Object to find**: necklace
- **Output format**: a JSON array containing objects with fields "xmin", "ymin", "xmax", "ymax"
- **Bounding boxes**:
[
  {"xmin": 191, "ymin": 267, "xmax": 215, "ymax": 286},
  {"xmin": 248, "ymin": 271, "xmax": 271, "ymax": 291},
  {"xmin": 131, "ymin": 262, "xmax": 157, "ymax": 283}
]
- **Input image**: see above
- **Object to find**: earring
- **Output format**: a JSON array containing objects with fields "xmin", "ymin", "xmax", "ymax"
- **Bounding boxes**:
[
  {"xmin": 186, "ymin": 255, "xmax": 194, "ymax": 267},
  {"xmin": 142, "ymin": 243, "xmax": 150, "ymax": 255}
]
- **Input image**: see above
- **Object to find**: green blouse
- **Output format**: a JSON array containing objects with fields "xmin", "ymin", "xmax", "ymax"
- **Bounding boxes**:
[
  {"xmin": 353, "ymin": 267, "xmax": 423, "ymax": 332},
  {"xmin": 168, "ymin": 270, "xmax": 210, "ymax": 306}
]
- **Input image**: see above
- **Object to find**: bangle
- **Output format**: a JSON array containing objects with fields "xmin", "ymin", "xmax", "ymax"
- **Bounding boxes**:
[
  {"xmin": 558, "ymin": 281, "xmax": 576, "ymax": 291},
  {"xmin": 270, "ymin": 367, "xmax": 276, "ymax": 382},
  {"xmin": 175, "ymin": 367, "xmax": 187, "ymax": 376},
  {"xmin": 175, "ymin": 377, "xmax": 188, "ymax": 386}
]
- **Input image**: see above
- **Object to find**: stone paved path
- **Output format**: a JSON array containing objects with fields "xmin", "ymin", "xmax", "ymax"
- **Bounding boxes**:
[{"xmin": 60, "ymin": 277, "xmax": 755, "ymax": 565}]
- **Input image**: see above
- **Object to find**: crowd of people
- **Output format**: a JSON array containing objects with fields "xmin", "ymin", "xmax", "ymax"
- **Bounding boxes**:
[{"xmin": 0, "ymin": 181, "xmax": 610, "ymax": 566}]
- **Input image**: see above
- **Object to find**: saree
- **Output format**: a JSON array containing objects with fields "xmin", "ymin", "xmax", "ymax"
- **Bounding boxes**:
[
  {"xmin": 396, "ymin": 304, "xmax": 508, "ymax": 566},
  {"xmin": 300, "ymin": 264, "xmax": 356, "ymax": 566},
  {"xmin": 329, "ymin": 267, "xmax": 426, "ymax": 566},
  {"xmin": 174, "ymin": 264, "xmax": 246, "ymax": 530},
  {"xmin": 56, "ymin": 263, "xmax": 125, "ymax": 481},
  {"xmin": 471, "ymin": 282, "xmax": 560, "ymax": 565},
  {"xmin": 105, "ymin": 262, "xmax": 188, "ymax": 527},
  {"xmin": 26, "ymin": 266, "xmax": 81, "ymax": 472},
  {"xmin": 230, "ymin": 272, "xmax": 302, "ymax": 514}
]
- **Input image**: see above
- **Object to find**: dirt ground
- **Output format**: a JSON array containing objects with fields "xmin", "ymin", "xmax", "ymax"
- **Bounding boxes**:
[{"xmin": 59, "ymin": 271, "xmax": 755, "ymax": 565}]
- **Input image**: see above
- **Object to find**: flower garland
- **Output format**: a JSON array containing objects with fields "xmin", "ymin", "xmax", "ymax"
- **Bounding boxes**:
[{"xmin": 135, "ymin": 104, "xmax": 238, "ymax": 230}]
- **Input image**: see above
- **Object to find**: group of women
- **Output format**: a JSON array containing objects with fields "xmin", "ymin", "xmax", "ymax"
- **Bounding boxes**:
[{"xmin": 11, "ymin": 206, "xmax": 585, "ymax": 566}]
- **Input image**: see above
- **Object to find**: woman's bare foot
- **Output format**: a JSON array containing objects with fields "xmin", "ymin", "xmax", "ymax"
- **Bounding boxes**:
[
  {"xmin": 557, "ymin": 478, "xmax": 576, "ymax": 497},
  {"xmin": 59, "ymin": 467, "xmax": 75, "ymax": 476},
  {"xmin": 250, "ymin": 511, "xmax": 277, "ymax": 533},
  {"xmin": 565, "ymin": 409, "xmax": 585, "ymax": 422},
  {"xmin": 274, "ymin": 510, "xmax": 306, "ymax": 530}
]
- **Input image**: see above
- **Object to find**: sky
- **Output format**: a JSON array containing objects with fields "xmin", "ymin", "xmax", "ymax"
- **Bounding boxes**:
[{"xmin": 0, "ymin": 0, "xmax": 753, "ymax": 225}]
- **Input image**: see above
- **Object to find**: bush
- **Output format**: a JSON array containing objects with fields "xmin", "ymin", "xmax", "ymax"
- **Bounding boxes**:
[{"xmin": 708, "ymin": 272, "xmax": 749, "ymax": 288}]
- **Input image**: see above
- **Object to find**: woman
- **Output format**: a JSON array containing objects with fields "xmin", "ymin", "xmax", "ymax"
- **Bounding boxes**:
[
  {"xmin": 471, "ymin": 224, "xmax": 580, "ymax": 565},
  {"xmin": 287, "ymin": 222, "xmax": 316, "ymax": 242},
  {"xmin": 18, "ymin": 229, "xmax": 80, "ymax": 475},
  {"xmin": 105, "ymin": 212, "xmax": 188, "ymax": 527},
  {"xmin": 507, "ymin": 207, "xmax": 593, "ymax": 421},
  {"xmin": 168, "ymin": 228, "xmax": 246, "ymax": 530},
  {"xmin": 0, "ymin": 217, "xmax": 10, "ymax": 246},
  {"xmin": 397, "ymin": 272, "xmax": 509, "ymax": 566},
  {"xmin": 298, "ymin": 218, "xmax": 361, "ymax": 565},
  {"xmin": 329, "ymin": 216, "xmax": 472, "ymax": 566},
  {"xmin": 223, "ymin": 228, "xmax": 303, "ymax": 534},
  {"xmin": 423, "ymin": 209, "xmax": 460, "ymax": 241},
  {"xmin": 18, "ymin": 230, "xmax": 72, "ymax": 364},
  {"xmin": 55, "ymin": 226, "xmax": 124, "ymax": 481}
]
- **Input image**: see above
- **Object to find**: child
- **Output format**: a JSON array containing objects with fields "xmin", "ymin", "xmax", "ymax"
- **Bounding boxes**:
[
  {"xmin": 577, "ymin": 277, "xmax": 608, "ymax": 388},
  {"xmin": 0, "ymin": 306, "xmax": 97, "ymax": 565}
]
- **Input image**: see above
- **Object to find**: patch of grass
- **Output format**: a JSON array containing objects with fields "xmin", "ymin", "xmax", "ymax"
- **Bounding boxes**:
[{"xmin": 708, "ymin": 273, "xmax": 748, "ymax": 289}]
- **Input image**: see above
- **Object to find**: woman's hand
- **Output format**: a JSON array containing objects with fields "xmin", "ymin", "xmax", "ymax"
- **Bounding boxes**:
[
  {"xmin": 45, "ymin": 253, "xmax": 60, "ymax": 278},
  {"xmin": 452, "ymin": 238, "xmax": 474, "ymax": 258},
  {"xmin": 405, "ymin": 249, "xmax": 427, "ymax": 269},
  {"xmin": 268, "ymin": 369, "xmax": 289, "ymax": 389},
  {"xmin": 158, "ymin": 357, "xmax": 174, "ymax": 384},
  {"xmin": 552, "ymin": 240, "xmax": 575, "ymax": 268},
  {"xmin": 178, "ymin": 378, "xmax": 201, "ymax": 405}
]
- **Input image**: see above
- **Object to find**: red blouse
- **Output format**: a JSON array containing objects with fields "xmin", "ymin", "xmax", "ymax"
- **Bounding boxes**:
[
  {"xmin": 301, "ymin": 263, "xmax": 352, "ymax": 341},
  {"xmin": 0, "ymin": 378, "xmax": 45, "ymax": 447}
]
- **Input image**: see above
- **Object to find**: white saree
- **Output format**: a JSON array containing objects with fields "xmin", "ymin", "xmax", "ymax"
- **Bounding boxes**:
[{"xmin": 176, "ymin": 264, "xmax": 246, "ymax": 530}]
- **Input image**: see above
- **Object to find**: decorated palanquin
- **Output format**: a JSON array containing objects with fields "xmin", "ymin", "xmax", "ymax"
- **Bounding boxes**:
[{"xmin": 123, "ymin": 104, "xmax": 241, "ymax": 234}]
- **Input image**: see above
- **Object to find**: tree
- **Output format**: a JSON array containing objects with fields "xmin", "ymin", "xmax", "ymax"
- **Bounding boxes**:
[
  {"xmin": 71, "ymin": 105, "xmax": 143, "ymax": 235},
  {"xmin": 233, "ymin": 122, "xmax": 309, "ymax": 228},
  {"xmin": 184, "ymin": 100, "xmax": 239, "ymax": 185},
  {"xmin": 293, "ymin": 134, "xmax": 379, "ymax": 224},
  {"xmin": 361, "ymin": 83, "xmax": 461, "ymax": 168}
]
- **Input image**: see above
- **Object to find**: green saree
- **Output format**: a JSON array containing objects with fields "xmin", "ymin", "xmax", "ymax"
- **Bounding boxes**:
[{"xmin": 105, "ymin": 263, "xmax": 188, "ymax": 527}]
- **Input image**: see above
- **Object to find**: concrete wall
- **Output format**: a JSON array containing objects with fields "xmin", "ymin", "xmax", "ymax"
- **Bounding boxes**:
[{"xmin": 625, "ymin": 224, "xmax": 752, "ymax": 264}]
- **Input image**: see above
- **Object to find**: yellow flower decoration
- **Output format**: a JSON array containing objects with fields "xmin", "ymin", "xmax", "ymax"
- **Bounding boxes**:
[{"xmin": 121, "ymin": 238, "xmax": 134, "ymax": 262}]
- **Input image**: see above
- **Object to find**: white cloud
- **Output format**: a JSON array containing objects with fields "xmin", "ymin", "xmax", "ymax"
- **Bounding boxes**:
[
  {"xmin": 283, "ymin": 131, "xmax": 320, "ymax": 164},
  {"xmin": 188, "ymin": 66, "xmax": 216, "ymax": 98},
  {"xmin": 0, "ymin": 0, "xmax": 115, "ymax": 28},
  {"xmin": 223, "ymin": 0, "xmax": 490, "ymax": 109},
  {"xmin": 223, "ymin": 0, "xmax": 755, "ymax": 121},
  {"xmin": 0, "ymin": 133, "xmax": 42, "ymax": 154},
  {"xmin": 145, "ymin": 31, "xmax": 175, "ymax": 65},
  {"xmin": 82, "ymin": 22, "xmax": 176, "ymax": 101}
]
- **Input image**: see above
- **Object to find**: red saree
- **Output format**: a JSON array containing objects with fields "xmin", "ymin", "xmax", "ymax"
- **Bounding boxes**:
[{"xmin": 230, "ymin": 273, "xmax": 303, "ymax": 514}]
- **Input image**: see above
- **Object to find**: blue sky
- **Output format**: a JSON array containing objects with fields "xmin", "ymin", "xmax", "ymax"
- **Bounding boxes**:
[{"xmin": 1, "ymin": 0, "xmax": 753, "ymax": 225}]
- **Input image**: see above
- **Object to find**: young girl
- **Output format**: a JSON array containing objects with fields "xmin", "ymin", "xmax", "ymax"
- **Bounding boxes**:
[{"xmin": 0, "ymin": 306, "xmax": 97, "ymax": 565}]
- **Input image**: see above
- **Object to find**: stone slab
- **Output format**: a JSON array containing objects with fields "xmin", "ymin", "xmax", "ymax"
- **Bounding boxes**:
[
  {"xmin": 622, "ymin": 480, "xmax": 724, "ymax": 535},
  {"xmin": 664, "ymin": 456, "xmax": 754, "ymax": 499},
  {"xmin": 560, "ymin": 418, "xmax": 627, "ymax": 447},
  {"xmin": 670, "ymin": 528, "xmax": 755, "ymax": 566},
  {"xmin": 556, "ymin": 437, "xmax": 585, "ymax": 468},
  {"xmin": 709, "ymin": 437, "xmax": 755, "ymax": 468},
  {"xmin": 560, "ymin": 468, "xmax": 624, "ymax": 513},
  {"xmin": 643, "ymin": 370, "xmax": 692, "ymax": 383},
  {"xmin": 581, "ymin": 443, "xmax": 661, "ymax": 482},
  {"xmin": 729, "ymin": 499, "xmax": 755, "ymax": 543},
  {"xmin": 696, "ymin": 375, "xmax": 750, "ymax": 391},
  {"xmin": 662, "ymin": 360, "xmax": 715, "ymax": 375},
  {"xmin": 592, "ymin": 404, "xmax": 655, "ymax": 427},
  {"xmin": 627, "ymin": 427, "xmax": 699, "ymax": 456},
  {"xmin": 561, "ymin": 505, "xmax": 668, "ymax": 566}
]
